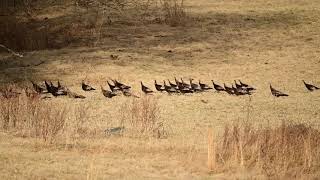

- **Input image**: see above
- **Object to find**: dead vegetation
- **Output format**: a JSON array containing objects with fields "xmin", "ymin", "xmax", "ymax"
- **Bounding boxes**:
[
  {"xmin": 0, "ymin": 0, "xmax": 320, "ymax": 179},
  {"xmin": 210, "ymin": 121, "xmax": 320, "ymax": 178},
  {"xmin": 0, "ymin": 0, "xmax": 188, "ymax": 51},
  {"xmin": 120, "ymin": 96, "xmax": 168, "ymax": 138},
  {"xmin": 0, "ymin": 85, "xmax": 88, "ymax": 143},
  {"xmin": 1, "ymin": 85, "xmax": 320, "ymax": 178}
]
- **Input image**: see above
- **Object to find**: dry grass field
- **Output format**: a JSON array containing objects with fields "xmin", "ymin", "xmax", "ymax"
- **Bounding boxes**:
[{"xmin": 1, "ymin": 0, "xmax": 320, "ymax": 179}]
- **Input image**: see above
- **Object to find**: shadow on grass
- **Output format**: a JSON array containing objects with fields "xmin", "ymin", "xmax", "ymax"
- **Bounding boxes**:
[{"xmin": 0, "ymin": 7, "xmax": 307, "ymax": 84}]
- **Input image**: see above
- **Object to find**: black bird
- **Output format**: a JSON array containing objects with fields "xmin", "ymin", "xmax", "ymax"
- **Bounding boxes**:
[
  {"xmin": 57, "ymin": 80, "xmax": 63, "ymax": 90},
  {"xmin": 211, "ymin": 81, "xmax": 225, "ymax": 92},
  {"xmin": 177, "ymin": 81, "xmax": 193, "ymax": 93},
  {"xmin": 232, "ymin": 85, "xmax": 241, "ymax": 96},
  {"xmin": 181, "ymin": 78, "xmax": 191, "ymax": 89},
  {"xmin": 168, "ymin": 79, "xmax": 178, "ymax": 89},
  {"xmin": 234, "ymin": 80, "xmax": 242, "ymax": 89},
  {"xmin": 178, "ymin": 86, "xmax": 193, "ymax": 93},
  {"xmin": 233, "ymin": 85, "xmax": 250, "ymax": 96},
  {"xmin": 303, "ymin": 80, "xmax": 319, "ymax": 92},
  {"xmin": 224, "ymin": 83, "xmax": 234, "ymax": 95},
  {"xmin": 107, "ymin": 81, "xmax": 120, "ymax": 92},
  {"xmin": 141, "ymin": 82, "xmax": 153, "ymax": 94},
  {"xmin": 101, "ymin": 86, "xmax": 117, "ymax": 98},
  {"xmin": 55, "ymin": 81, "xmax": 68, "ymax": 96},
  {"xmin": 45, "ymin": 81, "xmax": 67, "ymax": 97},
  {"xmin": 30, "ymin": 81, "xmax": 46, "ymax": 94},
  {"xmin": 154, "ymin": 80, "xmax": 165, "ymax": 92},
  {"xmin": 234, "ymin": 80, "xmax": 255, "ymax": 94},
  {"xmin": 190, "ymin": 78, "xmax": 202, "ymax": 92},
  {"xmin": 49, "ymin": 81, "xmax": 59, "ymax": 93},
  {"xmin": 112, "ymin": 79, "xmax": 131, "ymax": 90},
  {"xmin": 270, "ymin": 84, "xmax": 289, "ymax": 97},
  {"xmin": 82, "ymin": 80, "xmax": 95, "ymax": 91},
  {"xmin": 45, "ymin": 81, "xmax": 53, "ymax": 93},
  {"xmin": 164, "ymin": 80, "xmax": 177, "ymax": 93},
  {"xmin": 175, "ymin": 77, "xmax": 182, "ymax": 86},
  {"xmin": 199, "ymin": 80, "xmax": 212, "ymax": 91},
  {"xmin": 239, "ymin": 80, "xmax": 248, "ymax": 87},
  {"xmin": 238, "ymin": 80, "xmax": 256, "ymax": 90}
]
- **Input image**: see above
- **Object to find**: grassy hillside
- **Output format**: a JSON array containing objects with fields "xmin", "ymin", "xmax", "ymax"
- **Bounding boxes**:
[{"xmin": 0, "ymin": 0, "xmax": 320, "ymax": 179}]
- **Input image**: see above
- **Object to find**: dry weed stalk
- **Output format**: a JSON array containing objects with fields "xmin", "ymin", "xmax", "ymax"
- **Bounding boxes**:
[
  {"xmin": 121, "ymin": 96, "xmax": 166, "ymax": 138},
  {"xmin": 159, "ymin": 0, "xmax": 187, "ymax": 26},
  {"xmin": 216, "ymin": 121, "xmax": 320, "ymax": 177},
  {"xmin": 0, "ymin": 86, "xmax": 88, "ymax": 143},
  {"xmin": 207, "ymin": 127, "xmax": 216, "ymax": 171}
]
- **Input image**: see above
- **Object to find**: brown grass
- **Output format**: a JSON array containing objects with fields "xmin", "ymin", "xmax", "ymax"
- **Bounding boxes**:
[
  {"xmin": 211, "ymin": 121, "xmax": 320, "ymax": 178},
  {"xmin": 120, "ymin": 96, "xmax": 168, "ymax": 138},
  {"xmin": 0, "ymin": 86, "xmax": 88, "ymax": 143},
  {"xmin": 160, "ymin": 0, "xmax": 188, "ymax": 26},
  {"xmin": 0, "ymin": 0, "xmax": 320, "ymax": 179}
]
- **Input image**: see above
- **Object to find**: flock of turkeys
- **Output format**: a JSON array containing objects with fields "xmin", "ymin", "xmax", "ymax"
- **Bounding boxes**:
[{"xmin": 23, "ymin": 78, "xmax": 319, "ymax": 99}]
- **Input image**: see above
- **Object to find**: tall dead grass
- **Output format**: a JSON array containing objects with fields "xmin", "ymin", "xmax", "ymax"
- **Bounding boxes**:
[
  {"xmin": 209, "ymin": 121, "xmax": 320, "ymax": 178},
  {"xmin": 0, "ymin": 86, "xmax": 88, "ymax": 143},
  {"xmin": 159, "ymin": 0, "xmax": 187, "ymax": 26},
  {"xmin": 120, "ymin": 96, "xmax": 167, "ymax": 138}
]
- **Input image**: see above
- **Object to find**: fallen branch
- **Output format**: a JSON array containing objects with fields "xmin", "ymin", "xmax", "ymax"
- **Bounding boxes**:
[{"xmin": 0, "ymin": 44, "xmax": 24, "ymax": 58}]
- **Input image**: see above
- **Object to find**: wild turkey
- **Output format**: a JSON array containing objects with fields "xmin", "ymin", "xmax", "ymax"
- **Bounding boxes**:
[
  {"xmin": 141, "ymin": 82, "xmax": 153, "ymax": 94},
  {"xmin": 112, "ymin": 79, "xmax": 131, "ymax": 90},
  {"xmin": 122, "ymin": 89, "xmax": 140, "ymax": 98},
  {"xmin": 181, "ymin": 78, "xmax": 191, "ymax": 89},
  {"xmin": 232, "ymin": 85, "xmax": 241, "ymax": 96},
  {"xmin": 239, "ymin": 80, "xmax": 248, "ymax": 87},
  {"xmin": 45, "ymin": 81, "xmax": 53, "ymax": 93},
  {"xmin": 82, "ymin": 80, "xmax": 95, "ymax": 91},
  {"xmin": 175, "ymin": 77, "xmax": 182, "ymax": 86},
  {"xmin": 211, "ymin": 81, "xmax": 225, "ymax": 92},
  {"xmin": 190, "ymin": 78, "xmax": 202, "ymax": 92},
  {"xmin": 45, "ymin": 81, "xmax": 67, "ymax": 97},
  {"xmin": 107, "ymin": 80, "xmax": 120, "ymax": 92},
  {"xmin": 49, "ymin": 81, "xmax": 59, "ymax": 92},
  {"xmin": 45, "ymin": 81, "xmax": 57, "ymax": 96},
  {"xmin": 164, "ymin": 80, "xmax": 177, "ymax": 93},
  {"xmin": 233, "ymin": 85, "xmax": 250, "ymax": 96},
  {"xmin": 199, "ymin": 80, "xmax": 212, "ymax": 91},
  {"xmin": 101, "ymin": 86, "xmax": 117, "ymax": 98},
  {"xmin": 237, "ymin": 80, "xmax": 256, "ymax": 91},
  {"xmin": 234, "ymin": 80, "xmax": 242, "ymax": 89},
  {"xmin": 270, "ymin": 84, "xmax": 289, "ymax": 97},
  {"xmin": 178, "ymin": 85, "xmax": 193, "ymax": 93},
  {"xmin": 55, "ymin": 81, "xmax": 68, "ymax": 96},
  {"xmin": 30, "ymin": 81, "xmax": 46, "ymax": 94},
  {"xmin": 154, "ymin": 80, "xmax": 165, "ymax": 92},
  {"xmin": 303, "ymin": 80, "xmax": 319, "ymax": 92},
  {"xmin": 224, "ymin": 83, "xmax": 234, "ymax": 95},
  {"xmin": 57, "ymin": 80, "xmax": 63, "ymax": 90},
  {"xmin": 234, "ymin": 80, "xmax": 254, "ymax": 94},
  {"xmin": 168, "ymin": 79, "xmax": 178, "ymax": 89}
]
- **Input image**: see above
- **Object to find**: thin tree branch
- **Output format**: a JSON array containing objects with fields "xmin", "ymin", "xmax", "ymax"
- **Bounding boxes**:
[{"xmin": 0, "ymin": 44, "xmax": 23, "ymax": 58}]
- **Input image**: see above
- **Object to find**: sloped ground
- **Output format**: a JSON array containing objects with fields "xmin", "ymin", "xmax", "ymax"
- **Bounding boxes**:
[{"xmin": 0, "ymin": 0, "xmax": 320, "ymax": 179}]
